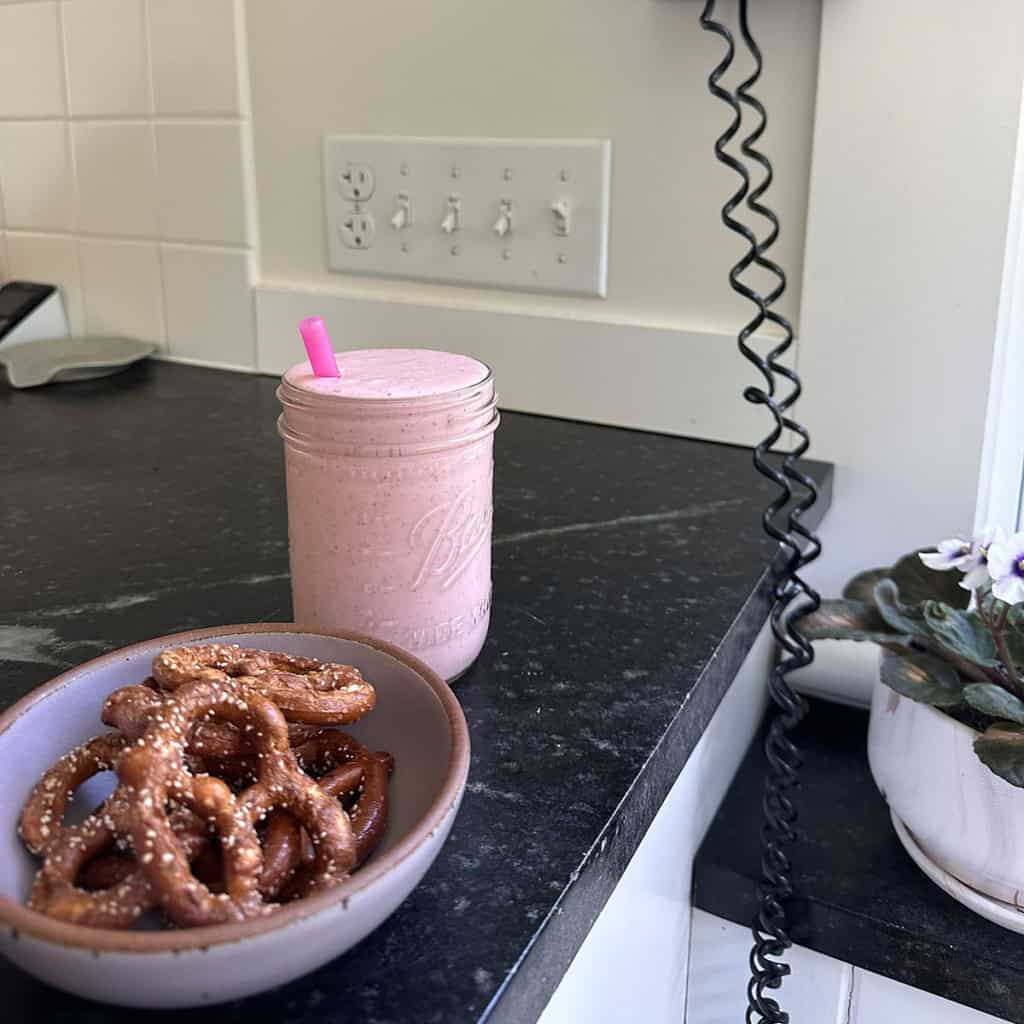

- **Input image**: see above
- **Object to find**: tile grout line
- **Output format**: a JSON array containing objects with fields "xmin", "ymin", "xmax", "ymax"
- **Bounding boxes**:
[
  {"xmin": 3, "ymin": 227, "xmax": 252, "ymax": 254},
  {"xmin": 0, "ymin": 115, "xmax": 245, "ymax": 125},
  {"xmin": 54, "ymin": 0, "xmax": 85, "ymax": 337},
  {"xmin": 0, "ymin": 151, "xmax": 8, "ymax": 250},
  {"xmin": 233, "ymin": 0, "xmax": 260, "ymax": 370},
  {"xmin": 140, "ymin": 0, "xmax": 169, "ymax": 353}
]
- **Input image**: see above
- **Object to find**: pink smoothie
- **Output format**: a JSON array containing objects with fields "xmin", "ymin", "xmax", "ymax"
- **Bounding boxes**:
[{"xmin": 277, "ymin": 349, "xmax": 498, "ymax": 680}]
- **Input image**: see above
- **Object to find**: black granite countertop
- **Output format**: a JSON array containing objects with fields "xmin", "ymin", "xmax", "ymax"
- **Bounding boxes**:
[
  {"xmin": 1, "ymin": 360, "xmax": 831, "ymax": 1023},
  {"xmin": 695, "ymin": 698, "xmax": 1023, "ymax": 1023}
]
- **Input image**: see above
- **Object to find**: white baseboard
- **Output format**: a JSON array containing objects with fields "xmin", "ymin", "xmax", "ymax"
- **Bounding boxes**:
[
  {"xmin": 152, "ymin": 352, "xmax": 260, "ymax": 375},
  {"xmin": 254, "ymin": 283, "xmax": 788, "ymax": 447}
]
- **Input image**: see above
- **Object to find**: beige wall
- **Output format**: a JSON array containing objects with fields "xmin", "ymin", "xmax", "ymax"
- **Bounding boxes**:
[{"xmin": 246, "ymin": 0, "xmax": 821, "ymax": 334}]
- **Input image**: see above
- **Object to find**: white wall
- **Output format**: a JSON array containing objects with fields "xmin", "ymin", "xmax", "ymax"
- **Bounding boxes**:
[
  {"xmin": 245, "ymin": 0, "xmax": 821, "ymax": 334},
  {"xmin": 799, "ymin": 0, "xmax": 1024, "ymax": 595},
  {"xmin": 1, "ymin": 1, "xmax": 826, "ymax": 445},
  {"xmin": 243, "ymin": 0, "xmax": 823, "ymax": 444}
]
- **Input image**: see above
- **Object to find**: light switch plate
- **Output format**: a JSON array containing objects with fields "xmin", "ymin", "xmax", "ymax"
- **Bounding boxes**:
[{"xmin": 324, "ymin": 136, "xmax": 611, "ymax": 297}]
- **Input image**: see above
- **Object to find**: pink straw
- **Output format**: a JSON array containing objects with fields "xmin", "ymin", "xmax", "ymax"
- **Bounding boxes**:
[{"xmin": 298, "ymin": 316, "xmax": 340, "ymax": 378}]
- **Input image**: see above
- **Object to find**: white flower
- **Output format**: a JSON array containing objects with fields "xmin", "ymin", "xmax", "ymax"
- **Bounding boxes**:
[
  {"xmin": 960, "ymin": 525, "xmax": 1007, "ymax": 590},
  {"xmin": 920, "ymin": 538, "xmax": 972, "ymax": 571},
  {"xmin": 988, "ymin": 531, "xmax": 1024, "ymax": 605}
]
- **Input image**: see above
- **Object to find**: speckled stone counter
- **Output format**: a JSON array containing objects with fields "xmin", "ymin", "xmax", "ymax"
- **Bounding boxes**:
[
  {"xmin": 0, "ymin": 360, "xmax": 832, "ymax": 1023},
  {"xmin": 695, "ymin": 699, "xmax": 1023, "ymax": 1023}
]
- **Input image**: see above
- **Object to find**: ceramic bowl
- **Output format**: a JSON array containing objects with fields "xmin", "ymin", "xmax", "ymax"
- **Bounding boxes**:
[{"xmin": 0, "ymin": 624, "xmax": 469, "ymax": 1008}]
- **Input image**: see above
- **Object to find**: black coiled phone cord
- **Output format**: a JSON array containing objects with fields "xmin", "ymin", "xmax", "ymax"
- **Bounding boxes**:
[{"xmin": 699, "ymin": 2, "xmax": 823, "ymax": 1021}]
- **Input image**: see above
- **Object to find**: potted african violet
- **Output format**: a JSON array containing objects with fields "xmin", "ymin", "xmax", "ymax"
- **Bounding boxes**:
[{"xmin": 805, "ymin": 529, "xmax": 1024, "ymax": 906}]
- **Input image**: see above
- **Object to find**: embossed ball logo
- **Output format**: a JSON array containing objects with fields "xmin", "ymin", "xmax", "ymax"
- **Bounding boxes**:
[{"xmin": 409, "ymin": 488, "xmax": 493, "ymax": 591}]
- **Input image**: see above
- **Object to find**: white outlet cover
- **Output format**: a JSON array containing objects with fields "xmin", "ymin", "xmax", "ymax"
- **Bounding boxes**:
[{"xmin": 324, "ymin": 136, "xmax": 611, "ymax": 298}]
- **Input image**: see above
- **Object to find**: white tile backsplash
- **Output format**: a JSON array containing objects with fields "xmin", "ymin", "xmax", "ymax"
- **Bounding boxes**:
[
  {"xmin": 155, "ymin": 123, "xmax": 250, "ymax": 245},
  {"xmin": 73, "ymin": 122, "xmax": 158, "ymax": 237},
  {"xmin": 63, "ymin": 0, "xmax": 150, "ymax": 117},
  {"xmin": 0, "ymin": 3, "xmax": 66, "ymax": 119},
  {"xmin": 161, "ymin": 245, "xmax": 254, "ymax": 367},
  {"xmin": 0, "ymin": 1, "xmax": 255, "ymax": 364},
  {"xmin": 79, "ymin": 238, "xmax": 164, "ymax": 346},
  {"xmin": 148, "ymin": 0, "xmax": 241, "ymax": 116},
  {"xmin": 0, "ymin": 122, "xmax": 74, "ymax": 231},
  {"xmin": 5, "ymin": 233, "xmax": 84, "ymax": 337}
]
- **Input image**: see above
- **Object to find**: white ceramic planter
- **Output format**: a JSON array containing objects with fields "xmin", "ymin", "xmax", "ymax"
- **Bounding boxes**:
[{"xmin": 868, "ymin": 657, "xmax": 1024, "ymax": 907}]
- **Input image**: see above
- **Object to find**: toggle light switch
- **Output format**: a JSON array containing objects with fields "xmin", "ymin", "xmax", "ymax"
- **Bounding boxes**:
[
  {"xmin": 551, "ymin": 199, "xmax": 572, "ymax": 237},
  {"xmin": 492, "ymin": 199, "xmax": 513, "ymax": 238},
  {"xmin": 390, "ymin": 194, "xmax": 412, "ymax": 230},
  {"xmin": 441, "ymin": 195, "xmax": 461, "ymax": 235},
  {"xmin": 324, "ymin": 136, "xmax": 611, "ymax": 296}
]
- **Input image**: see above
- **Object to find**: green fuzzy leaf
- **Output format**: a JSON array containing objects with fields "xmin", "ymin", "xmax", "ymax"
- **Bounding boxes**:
[
  {"xmin": 974, "ymin": 723, "xmax": 1024, "ymax": 787},
  {"xmin": 963, "ymin": 684, "xmax": 1024, "ymax": 725},
  {"xmin": 843, "ymin": 568, "xmax": 889, "ymax": 605},
  {"xmin": 874, "ymin": 580, "xmax": 929, "ymax": 638},
  {"xmin": 923, "ymin": 602, "xmax": 999, "ymax": 667},
  {"xmin": 888, "ymin": 549, "xmax": 971, "ymax": 609},
  {"xmin": 879, "ymin": 648, "xmax": 965, "ymax": 707},
  {"xmin": 800, "ymin": 600, "xmax": 896, "ymax": 641}
]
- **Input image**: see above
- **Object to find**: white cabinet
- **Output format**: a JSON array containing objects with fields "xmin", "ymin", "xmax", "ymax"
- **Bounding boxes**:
[
  {"xmin": 687, "ymin": 911, "xmax": 1010, "ymax": 1024},
  {"xmin": 851, "ymin": 968, "xmax": 1008, "ymax": 1024},
  {"xmin": 688, "ymin": 910, "xmax": 850, "ymax": 1024},
  {"xmin": 537, "ymin": 626, "xmax": 774, "ymax": 1024}
]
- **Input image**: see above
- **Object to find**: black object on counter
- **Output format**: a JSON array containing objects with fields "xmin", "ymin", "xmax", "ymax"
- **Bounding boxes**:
[
  {"xmin": 0, "ymin": 361, "xmax": 831, "ymax": 1024},
  {"xmin": 695, "ymin": 698, "xmax": 1024, "ymax": 1024}
]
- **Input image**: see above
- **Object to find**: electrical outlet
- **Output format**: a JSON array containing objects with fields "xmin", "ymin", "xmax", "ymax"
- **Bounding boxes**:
[
  {"xmin": 337, "ymin": 163, "xmax": 375, "ymax": 202},
  {"xmin": 323, "ymin": 136, "xmax": 612, "ymax": 297},
  {"xmin": 338, "ymin": 210, "xmax": 376, "ymax": 250}
]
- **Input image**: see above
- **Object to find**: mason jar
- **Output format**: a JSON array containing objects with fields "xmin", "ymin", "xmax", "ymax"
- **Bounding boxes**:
[{"xmin": 277, "ymin": 348, "xmax": 498, "ymax": 680}]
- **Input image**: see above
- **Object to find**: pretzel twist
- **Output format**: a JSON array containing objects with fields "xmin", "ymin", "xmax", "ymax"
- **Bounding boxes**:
[
  {"xmin": 102, "ymin": 683, "xmax": 322, "ymax": 759},
  {"xmin": 19, "ymin": 733, "xmax": 127, "ymax": 856},
  {"xmin": 260, "ymin": 732, "xmax": 394, "ymax": 899},
  {"xmin": 152, "ymin": 645, "xmax": 376, "ymax": 725},
  {"xmin": 28, "ymin": 793, "xmax": 208, "ymax": 928},
  {"xmin": 20, "ymin": 646, "xmax": 391, "ymax": 930},
  {"xmin": 117, "ymin": 675, "xmax": 356, "ymax": 927}
]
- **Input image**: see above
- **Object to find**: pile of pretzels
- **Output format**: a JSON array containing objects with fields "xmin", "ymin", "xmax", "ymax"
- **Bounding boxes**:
[{"xmin": 18, "ymin": 643, "xmax": 393, "ymax": 930}]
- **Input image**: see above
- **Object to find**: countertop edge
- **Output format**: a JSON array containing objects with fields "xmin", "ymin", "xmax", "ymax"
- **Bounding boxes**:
[{"xmin": 484, "ymin": 464, "xmax": 834, "ymax": 1024}]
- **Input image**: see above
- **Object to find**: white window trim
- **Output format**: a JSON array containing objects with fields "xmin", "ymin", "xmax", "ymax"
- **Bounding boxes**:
[{"xmin": 975, "ymin": 81, "xmax": 1024, "ymax": 535}]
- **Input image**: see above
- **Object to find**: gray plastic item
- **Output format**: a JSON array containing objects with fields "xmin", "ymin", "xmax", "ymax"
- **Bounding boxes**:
[{"xmin": 0, "ymin": 335, "xmax": 156, "ymax": 388}]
